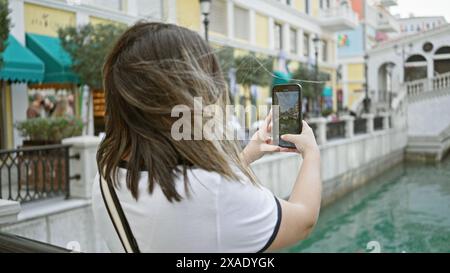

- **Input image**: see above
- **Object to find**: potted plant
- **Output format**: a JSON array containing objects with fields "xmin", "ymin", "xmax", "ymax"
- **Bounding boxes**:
[
  {"xmin": 16, "ymin": 116, "xmax": 83, "ymax": 146},
  {"xmin": 15, "ymin": 117, "xmax": 83, "ymax": 194}
]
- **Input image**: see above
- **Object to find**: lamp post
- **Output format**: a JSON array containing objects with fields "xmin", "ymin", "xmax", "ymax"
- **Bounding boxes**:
[
  {"xmin": 363, "ymin": 54, "xmax": 370, "ymax": 113},
  {"xmin": 313, "ymin": 34, "xmax": 321, "ymax": 116},
  {"xmin": 199, "ymin": 0, "xmax": 211, "ymax": 42}
]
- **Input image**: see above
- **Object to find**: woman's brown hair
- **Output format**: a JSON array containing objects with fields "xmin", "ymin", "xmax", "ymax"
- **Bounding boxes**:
[{"xmin": 97, "ymin": 22, "xmax": 256, "ymax": 202}]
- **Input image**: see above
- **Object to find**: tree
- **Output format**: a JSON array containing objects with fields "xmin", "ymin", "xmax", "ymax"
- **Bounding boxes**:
[
  {"xmin": 215, "ymin": 46, "xmax": 235, "ymax": 83},
  {"xmin": 235, "ymin": 52, "xmax": 274, "ymax": 106},
  {"xmin": 290, "ymin": 62, "xmax": 331, "ymax": 113},
  {"xmin": 58, "ymin": 23, "xmax": 127, "ymax": 90},
  {"xmin": 58, "ymin": 23, "xmax": 126, "ymax": 135},
  {"xmin": 0, "ymin": 0, "xmax": 11, "ymax": 69},
  {"xmin": 291, "ymin": 63, "xmax": 330, "ymax": 99}
]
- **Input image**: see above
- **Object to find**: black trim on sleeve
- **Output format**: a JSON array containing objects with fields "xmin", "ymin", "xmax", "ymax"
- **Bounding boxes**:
[{"xmin": 258, "ymin": 195, "xmax": 282, "ymax": 253}]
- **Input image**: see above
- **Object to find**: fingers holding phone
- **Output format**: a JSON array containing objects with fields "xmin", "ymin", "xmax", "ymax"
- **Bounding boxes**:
[{"xmin": 281, "ymin": 121, "xmax": 319, "ymax": 157}]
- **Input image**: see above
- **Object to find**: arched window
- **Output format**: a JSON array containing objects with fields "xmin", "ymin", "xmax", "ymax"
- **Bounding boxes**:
[
  {"xmin": 435, "ymin": 46, "xmax": 450, "ymax": 55},
  {"xmin": 434, "ymin": 46, "xmax": 450, "ymax": 74},
  {"xmin": 405, "ymin": 54, "xmax": 427, "ymax": 81}
]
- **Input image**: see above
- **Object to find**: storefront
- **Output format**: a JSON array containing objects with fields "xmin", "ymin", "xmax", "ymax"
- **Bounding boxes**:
[{"xmin": 0, "ymin": 34, "xmax": 44, "ymax": 149}]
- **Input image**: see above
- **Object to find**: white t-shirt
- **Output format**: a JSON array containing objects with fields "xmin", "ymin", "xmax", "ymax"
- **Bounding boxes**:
[{"xmin": 91, "ymin": 161, "xmax": 281, "ymax": 253}]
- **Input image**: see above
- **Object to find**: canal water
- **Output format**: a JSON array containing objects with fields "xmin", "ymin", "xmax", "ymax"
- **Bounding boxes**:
[{"xmin": 286, "ymin": 157, "xmax": 450, "ymax": 253}]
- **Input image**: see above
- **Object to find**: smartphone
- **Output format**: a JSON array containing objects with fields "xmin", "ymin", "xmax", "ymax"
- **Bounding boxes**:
[{"xmin": 272, "ymin": 84, "xmax": 303, "ymax": 149}]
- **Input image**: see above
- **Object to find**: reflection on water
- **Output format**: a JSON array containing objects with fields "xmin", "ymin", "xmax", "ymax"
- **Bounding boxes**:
[{"xmin": 286, "ymin": 157, "xmax": 450, "ymax": 253}]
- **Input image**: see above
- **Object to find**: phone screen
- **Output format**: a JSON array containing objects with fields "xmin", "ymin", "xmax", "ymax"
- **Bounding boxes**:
[{"xmin": 272, "ymin": 84, "xmax": 302, "ymax": 148}]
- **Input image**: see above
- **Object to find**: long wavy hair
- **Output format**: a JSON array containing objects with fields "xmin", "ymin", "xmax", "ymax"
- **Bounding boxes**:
[{"xmin": 97, "ymin": 22, "xmax": 256, "ymax": 202}]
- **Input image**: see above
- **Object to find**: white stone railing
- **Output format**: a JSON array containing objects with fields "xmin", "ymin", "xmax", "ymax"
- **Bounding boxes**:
[
  {"xmin": 405, "ymin": 78, "xmax": 427, "ymax": 96},
  {"xmin": 253, "ymin": 113, "xmax": 406, "ymax": 203},
  {"xmin": 405, "ymin": 72, "xmax": 450, "ymax": 97},
  {"xmin": 306, "ymin": 113, "xmax": 391, "ymax": 145},
  {"xmin": 433, "ymin": 72, "xmax": 450, "ymax": 91}
]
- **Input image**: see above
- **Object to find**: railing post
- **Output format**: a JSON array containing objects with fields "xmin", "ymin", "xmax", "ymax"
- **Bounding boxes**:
[
  {"xmin": 62, "ymin": 136, "xmax": 102, "ymax": 199},
  {"xmin": 381, "ymin": 113, "xmax": 390, "ymax": 130},
  {"xmin": 343, "ymin": 115, "xmax": 355, "ymax": 139},
  {"xmin": 362, "ymin": 113, "xmax": 375, "ymax": 134},
  {"xmin": 0, "ymin": 199, "xmax": 21, "ymax": 225},
  {"xmin": 316, "ymin": 117, "xmax": 327, "ymax": 145}
]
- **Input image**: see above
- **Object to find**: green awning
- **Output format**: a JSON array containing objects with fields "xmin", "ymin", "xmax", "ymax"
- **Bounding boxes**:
[
  {"xmin": 272, "ymin": 71, "xmax": 292, "ymax": 86},
  {"xmin": 26, "ymin": 33, "xmax": 79, "ymax": 84},
  {"xmin": 0, "ymin": 35, "xmax": 44, "ymax": 83}
]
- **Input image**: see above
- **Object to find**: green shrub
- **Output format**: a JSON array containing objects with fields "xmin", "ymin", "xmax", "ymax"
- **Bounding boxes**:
[{"xmin": 16, "ymin": 117, "xmax": 84, "ymax": 142}]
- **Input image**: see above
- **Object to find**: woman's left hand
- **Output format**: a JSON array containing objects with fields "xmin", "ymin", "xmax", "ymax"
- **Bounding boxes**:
[{"xmin": 242, "ymin": 110, "xmax": 282, "ymax": 166}]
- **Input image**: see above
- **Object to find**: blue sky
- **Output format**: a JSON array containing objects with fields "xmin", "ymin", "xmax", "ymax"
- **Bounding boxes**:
[{"xmin": 391, "ymin": 0, "xmax": 450, "ymax": 21}]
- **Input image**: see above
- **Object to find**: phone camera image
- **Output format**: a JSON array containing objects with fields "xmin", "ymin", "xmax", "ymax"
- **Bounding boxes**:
[{"xmin": 272, "ymin": 85, "xmax": 302, "ymax": 149}]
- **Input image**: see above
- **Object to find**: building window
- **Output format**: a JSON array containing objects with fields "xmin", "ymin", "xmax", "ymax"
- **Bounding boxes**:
[
  {"xmin": 210, "ymin": 0, "xmax": 227, "ymax": 35},
  {"xmin": 234, "ymin": 6, "xmax": 250, "ymax": 41},
  {"xmin": 320, "ymin": 0, "xmax": 331, "ymax": 9},
  {"xmin": 274, "ymin": 23, "xmax": 283, "ymax": 50},
  {"xmin": 322, "ymin": 40, "xmax": 328, "ymax": 62},
  {"xmin": 305, "ymin": 0, "xmax": 310, "ymax": 14},
  {"xmin": 290, "ymin": 28, "xmax": 297, "ymax": 54},
  {"xmin": 303, "ymin": 33, "xmax": 310, "ymax": 57}
]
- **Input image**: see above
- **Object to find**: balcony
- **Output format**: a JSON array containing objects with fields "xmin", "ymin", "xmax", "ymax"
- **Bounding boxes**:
[
  {"xmin": 376, "ymin": 9, "xmax": 400, "ymax": 32},
  {"xmin": 318, "ymin": 6, "xmax": 359, "ymax": 32}
]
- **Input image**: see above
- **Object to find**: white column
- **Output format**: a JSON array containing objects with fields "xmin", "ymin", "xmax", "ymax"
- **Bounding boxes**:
[
  {"xmin": 298, "ymin": 28, "xmax": 304, "ymax": 57},
  {"xmin": 11, "ymin": 84, "xmax": 28, "ymax": 148},
  {"xmin": 283, "ymin": 23, "xmax": 290, "ymax": 53},
  {"xmin": 0, "ymin": 200, "xmax": 21, "ymax": 225},
  {"xmin": 227, "ymin": 0, "xmax": 234, "ymax": 39},
  {"xmin": 9, "ymin": 0, "xmax": 25, "ymax": 44},
  {"xmin": 311, "ymin": 117, "xmax": 327, "ymax": 145},
  {"xmin": 363, "ymin": 113, "xmax": 375, "ymax": 134},
  {"xmin": 127, "ymin": 0, "xmax": 139, "ymax": 17},
  {"xmin": 343, "ymin": 115, "xmax": 355, "ymax": 138},
  {"xmin": 268, "ymin": 17, "xmax": 275, "ymax": 50},
  {"xmin": 427, "ymin": 55, "xmax": 434, "ymax": 90},
  {"xmin": 249, "ymin": 9, "xmax": 256, "ymax": 45},
  {"xmin": 166, "ymin": 0, "xmax": 177, "ymax": 24},
  {"xmin": 76, "ymin": 12, "xmax": 90, "ymax": 26},
  {"xmin": 62, "ymin": 136, "xmax": 102, "ymax": 199},
  {"xmin": 381, "ymin": 113, "xmax": 390, "ymax": 130}
]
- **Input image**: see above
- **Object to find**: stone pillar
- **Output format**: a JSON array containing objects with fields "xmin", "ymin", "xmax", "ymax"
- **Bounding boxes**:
[
  {"xmin": 363, "ymin": 113, "xmax": 375, "ymax": 134},
  {"xmin": 343, "ymin": 115, "xmax": 355, "ymax": 139},
  {"xmin": 249, "ymin": 9, "xmax": 256, "ymax": 45},
  {"xmin": 268, "ymin": 17, "xmax": 275, "ymax": 50},
  {"xmin": 9, "ymin": 0, "xmax": 25, "ymax": 44},
  {"xmin": 227, "ymin": 0, "xmax": 234, "ymax": 39},
  {"xmin": 311, "ymin": 117, "xmax": 327, "ymax": 145},
  {"xmin": 381, "ymin": 113, "xmax": 390, "ymax": 130},
  {"xmin": 62, "ymin": 136, "xmax": 102, "ymax": 199},
  {"xmin": 0, "ymin": 199, "xmax": 21, "ymax": 225}
]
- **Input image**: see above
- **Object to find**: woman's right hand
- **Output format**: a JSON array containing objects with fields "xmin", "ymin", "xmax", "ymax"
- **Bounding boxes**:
[{"xmin": 280, "ymin": 121, "xmax": 320, "ymax": 158}]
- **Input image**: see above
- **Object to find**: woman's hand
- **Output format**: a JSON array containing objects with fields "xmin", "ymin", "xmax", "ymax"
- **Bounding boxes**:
[
  {"xmin": 280, "ymin": 121, "xmax": 320, "ymax": 158},
  {"xmin": 241, "ymin": 110, "xmax": 281, "ymax": 166}
]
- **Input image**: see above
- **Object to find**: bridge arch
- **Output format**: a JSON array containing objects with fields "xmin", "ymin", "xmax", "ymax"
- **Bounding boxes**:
[{"xmin": 378, "ymin": 62, "xmax": 397, "ymax": 103}]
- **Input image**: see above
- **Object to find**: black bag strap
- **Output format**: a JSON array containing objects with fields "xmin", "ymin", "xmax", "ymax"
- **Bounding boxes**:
[{"xmin": 99, "ymin": 175, "xmax": 141, "ymax": 253}]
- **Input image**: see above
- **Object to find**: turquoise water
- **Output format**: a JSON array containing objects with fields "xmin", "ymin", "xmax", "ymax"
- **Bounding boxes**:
[{"xmin": 286, "ymin": 157, "xmax": 450, "ymax": 253}]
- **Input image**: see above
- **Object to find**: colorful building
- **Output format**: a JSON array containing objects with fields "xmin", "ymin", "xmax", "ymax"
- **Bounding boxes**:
[
  {"xmin": 337, "ymin": 0, "xmax": 400, "ymax": 112},
  {"xmin": 167, "ymin": 0, "xmax": 359, "ymax": 114}
]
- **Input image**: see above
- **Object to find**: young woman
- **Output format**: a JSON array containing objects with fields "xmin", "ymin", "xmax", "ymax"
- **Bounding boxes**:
[{"xmin": 92, "ymin": 22, "xmax": 321, "ymax": 253}]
